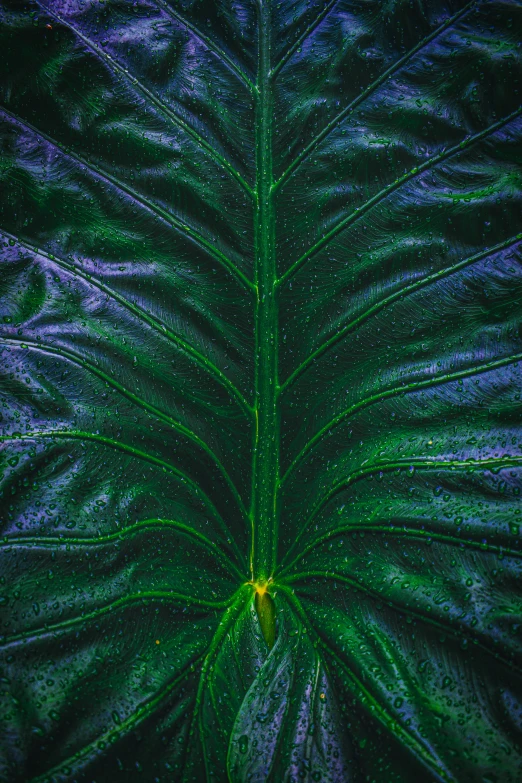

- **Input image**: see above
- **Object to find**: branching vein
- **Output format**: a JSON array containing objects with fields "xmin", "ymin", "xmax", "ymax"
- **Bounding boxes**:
[
  {"xmin": 0, "ymin": 518, "xmax": 244, "ymax": 579},
  {"xmin": 270, "ymin": 0, "xmax": 339, "ymax": 79},
  {"xmin": 273, "ymin": 0, "xmax": 477, "ymax": 189},
  {"xmin": 0, "ymin": 229, "xmax": 253, "ymax": 415},
  {"xmin": 277, "ymin": 585, "xmax": 452, "ymax": 782},
  {"xmin": 1, "ymin": 336, "xmax": 248, "ymax": 522},
  {"xmin": 36, "ymin": 1, "xmax": 255, "ymax": 196},
  {"xmin": 279, "ymin": 523, "xmax": 522, "ymax": 578},
  {"xmin": 0, "ymin": 429, "xmax": 246, "ymax": 567},
  {"xmin": 154, "ymin": 0, "xmax": 256, "ymax": 94},
  {"xmin": 281, "ymin": 349, "xmax": 522, "ymax": 485},
  {"xmin": 2, "ymin": 107, "xmax": 254, "ymax": 291},
  {"xmin": 281, "ymin": 572, "xmax": 522, "ymax": 676},
  {"xmin": 1, "ymin": 591, "xmax": 230, "ymax": 650},
  {"xmin": 283, "ymin": 456, "xmax": 522, "ymax": 566},
  {"xmin": 280, "ymin": 234, "xmax": 522, "ymax": 393},
  {"xmin": 278, "ymin": 107, "xmax": 522, "ymax": 286}
]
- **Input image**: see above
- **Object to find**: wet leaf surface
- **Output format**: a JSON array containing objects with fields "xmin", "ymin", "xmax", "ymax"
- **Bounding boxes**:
[{"xmin": 0, "ymin": 1, "xmax": 521, "ymax": 781}]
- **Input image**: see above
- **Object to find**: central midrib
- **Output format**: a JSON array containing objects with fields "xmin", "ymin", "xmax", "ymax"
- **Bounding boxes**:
[{"xmin": 250, "ymin": 0, "xmax": 279, "ymax": 583}]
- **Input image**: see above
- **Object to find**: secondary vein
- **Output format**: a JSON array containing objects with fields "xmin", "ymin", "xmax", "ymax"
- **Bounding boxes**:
[
  {"xmin": 273, "ymin": 0, "xmax": 477, "ymax": 190},
  {"xmin": 277, "ymin": 106, "xmax": 522, "ymax": 287},
  {"xmin": 36, "ymin": 1, "xmax": 255, "ymax": 196},
  {"xmin": 282, "ymin": 456, "xmax": 522, "ymax": 567},
  {"xmin": 279, "ymin": 233, "xmax": 522, "ymax": 393},
  {"xmin": 0, "ymin": 429, "xmax": 246, "ymax": 568},
  {"xmin": 1, "ymin": 336, "xmax": 248, "ymax": 523},
  {"xmin": 2, "ymin": 106, "xmax": 254, "ymax": 292},
  {"xmin": 280, "ymin": 349, "xmax": 522, "ymax": 486},
  {"xmin": 1, "ymin": 518, "xmax": 244, "ymax": 580},
  {"xmin": 0, "ymin": 229, "xmax": 253, "ymax": 415}
]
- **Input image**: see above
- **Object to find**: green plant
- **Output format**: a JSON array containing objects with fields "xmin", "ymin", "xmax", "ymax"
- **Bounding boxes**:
[{"xmin": 1, "ymin": 0, "xmax": 521, "ymax": 780}]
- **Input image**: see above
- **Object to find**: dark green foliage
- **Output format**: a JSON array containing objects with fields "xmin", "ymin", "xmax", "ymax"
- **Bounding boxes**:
[{"xmin": 0, "ymin": 1, "xmax": 521, "ymax": 781}]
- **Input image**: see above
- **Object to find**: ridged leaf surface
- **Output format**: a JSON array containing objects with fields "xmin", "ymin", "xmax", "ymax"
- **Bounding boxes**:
[{"xmin": 0, "ymin": 1, "xmax": 521, "ymax": 781}]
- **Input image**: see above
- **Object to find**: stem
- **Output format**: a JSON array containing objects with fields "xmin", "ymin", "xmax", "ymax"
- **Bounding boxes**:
[
  {"xmin": 255, "ymin": 589, "xmax": 276, "ymax": 649},
  {"xmin": 250, "ymin": 0, "xmax": 279, "ymax": 582}
]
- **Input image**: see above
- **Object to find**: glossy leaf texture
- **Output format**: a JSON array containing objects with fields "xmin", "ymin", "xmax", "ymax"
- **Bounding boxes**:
[{"xmin": 0, "ymin": 0, "xmax": 521, "ymax": 781}]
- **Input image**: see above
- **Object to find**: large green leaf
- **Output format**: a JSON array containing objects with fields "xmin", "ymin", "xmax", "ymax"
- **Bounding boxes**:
[{"xmin": 1, "ymin": 0, "xmax": 521, "ymax": 780}]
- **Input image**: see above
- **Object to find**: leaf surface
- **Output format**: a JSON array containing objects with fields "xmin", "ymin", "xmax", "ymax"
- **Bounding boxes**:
[{"xmin": 0, "ymin": 0, "xmax": 521, "ymax": 781}]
